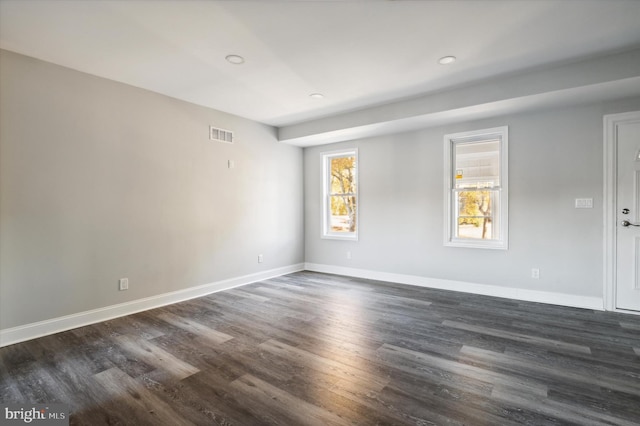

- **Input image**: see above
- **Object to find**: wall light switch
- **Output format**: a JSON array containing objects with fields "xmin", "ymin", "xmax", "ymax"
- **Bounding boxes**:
[
  {"xmin": 575, "ymin": 198, "xmax": 593, "ymax": 209},
  {"xmin": 228, "ymin": 160, "xmax": 235, "ymax": 169}
]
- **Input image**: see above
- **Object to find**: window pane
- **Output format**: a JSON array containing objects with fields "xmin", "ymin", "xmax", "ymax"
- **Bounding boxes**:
[
  {"xmin": 330, "ymin": 156, "xmax": 356, "ymax": 195},
  {"xmin": 454, "ymin": 140, "xmax": 500, "ymax": 189},
  {"xmin": 456, "ymin": 190, "xmax": 494, "ymax": 240},
  {"xmin": 329, "ymin": 195, "xmax": 356, "ymax": 232}
]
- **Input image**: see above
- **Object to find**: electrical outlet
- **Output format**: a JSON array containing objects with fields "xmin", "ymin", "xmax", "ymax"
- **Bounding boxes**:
[
  {"xmin": 118, "ymin": 278, "xmax": 129, "ymax": 291},
  {"xmin": 258, "ymin": 254, "xmax": 263, "ymax": 263},
  {"xmin": 531, "ymin": 268, "xmax": 540, "ymax": 279},
  {"xmin": 346, "ymin": 251, "xmax": 352, "ymax": 260}
]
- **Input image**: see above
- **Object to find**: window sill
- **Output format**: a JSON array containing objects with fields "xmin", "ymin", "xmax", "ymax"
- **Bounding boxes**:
[
  {"xmin": 322, "ymin": 233, "xmax": 358, "ymax": 241},
  {"xmin": 445, "ymin": 239, "xmax": 508, "ymax": 250}
]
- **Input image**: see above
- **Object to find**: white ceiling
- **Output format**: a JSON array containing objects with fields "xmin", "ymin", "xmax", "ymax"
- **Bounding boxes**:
[{"xmin": 1, "ymin": 0, "xmax": 640, "ymax": 131}]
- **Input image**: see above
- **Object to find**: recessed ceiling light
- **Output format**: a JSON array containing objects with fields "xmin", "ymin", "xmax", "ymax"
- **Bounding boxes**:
[
  {"xmin": 438, "ymin": 56, "xmax": 457, "ymax": 65},
  {"xmin": 225, "ymin": 54, "xmax": 245, "ymax": 65},
  {"xmin": 309, "ymin": 93, "xmax": 324, "ymax": 99}
]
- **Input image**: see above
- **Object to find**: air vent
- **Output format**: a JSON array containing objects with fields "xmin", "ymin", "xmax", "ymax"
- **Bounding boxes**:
[{"xmin": 209, "ymin": 126, "xmax": 234, "ymax": 144}]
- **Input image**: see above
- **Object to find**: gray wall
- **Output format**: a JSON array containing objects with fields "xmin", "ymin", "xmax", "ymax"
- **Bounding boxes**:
[
  {"xmin": 0, "ymin": 50, "xmax": 304, "ymax": 329},
  {"xmin": 305, "ymin": 98, "xmax": 640, "ymax": 298}
]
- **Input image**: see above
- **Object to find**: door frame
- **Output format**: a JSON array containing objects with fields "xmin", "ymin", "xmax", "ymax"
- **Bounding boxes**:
[{"xmin": 603, "ymin": 111, "xmax": 640, "ymax": 313}]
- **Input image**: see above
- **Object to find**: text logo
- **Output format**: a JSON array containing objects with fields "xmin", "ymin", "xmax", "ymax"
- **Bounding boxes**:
[{"xmin": 1, "ymin": 405, "xmax": 68, "ymax": 425}]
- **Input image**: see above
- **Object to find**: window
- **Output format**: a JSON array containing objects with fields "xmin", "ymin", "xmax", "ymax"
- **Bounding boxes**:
[
  {"xmin": 444, "ymin": 127, "xmax": 508, "ymax": 249},
  {"xmin": 322, "ymin": 149, "xmax": 358, "ymax": 240}
]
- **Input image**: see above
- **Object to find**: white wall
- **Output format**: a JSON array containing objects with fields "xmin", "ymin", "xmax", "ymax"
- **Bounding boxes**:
[
  {"xmin": 304, "ymin": 98, "xmax": 640, "ymax": 305},
  {"xmin": 0, "ymin": 50, "xmax": 304, "ymax": 331}
]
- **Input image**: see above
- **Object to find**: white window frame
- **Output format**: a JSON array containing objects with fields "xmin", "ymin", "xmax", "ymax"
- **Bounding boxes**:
[
  {"xmin": 444, "ymin": 126, "xmax": 508, "ymax": 249},
  {"xmin": 322, "ymin": 149, "xmax": 358, "ymax": 241}
]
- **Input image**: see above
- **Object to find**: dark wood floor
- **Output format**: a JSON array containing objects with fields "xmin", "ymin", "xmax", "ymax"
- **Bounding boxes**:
[{"xmin": 1, "ymin": 271, "xmax": 639, "ymax": 425}]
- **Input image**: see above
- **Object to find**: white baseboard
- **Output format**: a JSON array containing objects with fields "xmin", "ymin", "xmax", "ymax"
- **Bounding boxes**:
[
  {"xmin": 0, "ymin": 264, "xmax": 304, "ymax": 348},
  {"xmin": 304, "ymin": 263, "xmax": 605, "ymax": 311},
  {"xmin": 1, "ymin": 262, "xmax": 606, "ymax": 347}
]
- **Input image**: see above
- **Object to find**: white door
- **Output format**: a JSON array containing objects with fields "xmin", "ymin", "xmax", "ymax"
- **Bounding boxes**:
[{"xmin": 615, "ymin": 114, "xmax": 640, "ymax": 312}]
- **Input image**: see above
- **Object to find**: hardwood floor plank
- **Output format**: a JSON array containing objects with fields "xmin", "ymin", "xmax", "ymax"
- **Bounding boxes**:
[
  {"xmin": 112, "ymin": 335, "xmax": 199, "ymax": 381},
  {"xmin": 142, "ymin": 333, "xmax": 229, "ymax": 374},
  {"xmin": 156, "ymin": 312, "xmax": 234, "ymax": 345},
  {"xmin": 460, "ymin": 344, "xmax": 640, "ymax": 397},
  {"xmin": 226, "ymin": 288, "xmax": 271, "ymax": 302},
  {"xmin": 620, "ymin": 321, "xmax": 640, "ymax": 331},
  {"xmin": 547, "ymin": 386, "xmax": 640, "ymax": 424},
  {"xmin": 5, "ymin": 360, "xmax": 68, "ymax": 404},
  {"xmin": 89, "ymin": 367, "xmax": 193, "ymax": 426},
  {"xmin": 259, "ymin": 339, "xmax": 390, "ymax": 392},
  {"xmin": 378, "ymin": 381, "xmax": 526, "ymax": 426},
  {"xmin": 491, "ymin": 385, "xmax": 638, "ymax": 426},
  {"xmin": 20, "ymin": 338, "xmax": 109, "ymax": 413},
  {"xmin": 229, "ymin": 374, "xmax": 351, "ymax": 426},
  {"xmin": 93, "ymin": 315, "xmax": 166, "ymax": 341},
  {"xmin": 378, "ymin": 343, "xmax": 548, "ymax": 396},
  {"xmin": 510, "ymin": 317, "xmax": 640, "ymax": 350},
  {"xmin": 162, "ymin": 371, "xmax": 269, "ymax": 425},
  {"xmin": 442, "ymin": 319, "xmax": 592, "ymax": 354},
  {"xmin": 0, "ymin": 351, "xmax": 26, "ymax": 403}
]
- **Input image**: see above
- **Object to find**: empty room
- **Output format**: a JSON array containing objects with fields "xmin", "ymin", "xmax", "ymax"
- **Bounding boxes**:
[{"xmin": 1, "ymin": 0, "xmax": 640, "ymax": 424}]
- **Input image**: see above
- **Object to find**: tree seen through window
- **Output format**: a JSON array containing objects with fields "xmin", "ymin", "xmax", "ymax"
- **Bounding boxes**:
[{"xmin": 329, "ymin": 155, "xmax": 357, "ymax": 233}]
